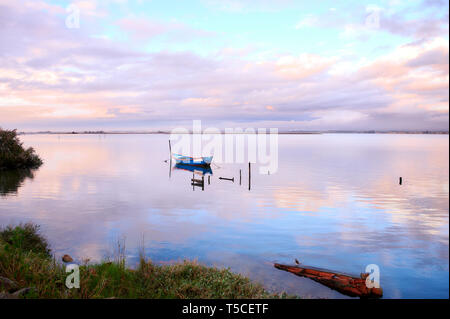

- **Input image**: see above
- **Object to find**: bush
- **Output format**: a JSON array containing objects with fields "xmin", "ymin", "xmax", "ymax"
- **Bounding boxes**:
[
  {"xmin": 0, "ymin": 128, "xmax": 43, "ymax": 170},
  {"xmin": 0, "ymin": 223, "xmax": 51, "ymax": 257}
]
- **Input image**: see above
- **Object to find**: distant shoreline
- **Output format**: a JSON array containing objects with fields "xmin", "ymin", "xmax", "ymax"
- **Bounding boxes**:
[{"xmin": 17, "ymin": 131, "xmax": 449, "ymax": 135}]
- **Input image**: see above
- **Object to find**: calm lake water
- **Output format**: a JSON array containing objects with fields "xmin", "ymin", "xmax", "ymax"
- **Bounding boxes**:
[{"xmin": 0, "ymin": 133, "xmax": 448, "ymax": 298}]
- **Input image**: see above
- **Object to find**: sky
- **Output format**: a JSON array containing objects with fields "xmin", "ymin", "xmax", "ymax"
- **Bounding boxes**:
[{"xmin": 0, "ymin": 0, "xmax": 448, "ymax": 131}]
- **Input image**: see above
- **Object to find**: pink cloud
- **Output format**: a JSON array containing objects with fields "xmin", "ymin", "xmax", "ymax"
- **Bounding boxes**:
[{"xmin": 0, "ymin": 1, "xmax": 448, "ymax": 131}]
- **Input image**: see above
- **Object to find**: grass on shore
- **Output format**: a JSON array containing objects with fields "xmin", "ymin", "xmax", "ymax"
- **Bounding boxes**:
[{"xmin": 0, "ymin": 223, "xmax": 291, "ymax": 299}]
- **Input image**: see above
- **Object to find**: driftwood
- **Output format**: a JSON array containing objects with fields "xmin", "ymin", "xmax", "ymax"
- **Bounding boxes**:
[{"xmin": 274, "ymin": 263, "xmax": 383, "ymax": 298}]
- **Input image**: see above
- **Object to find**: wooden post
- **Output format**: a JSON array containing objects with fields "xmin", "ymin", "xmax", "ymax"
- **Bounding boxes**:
[
  {"xmin": 248, "ymin": 162, "xmax": 251, "ymax": 191},
  {"xmin": 239, "ymin": 169, "xmax": 242, "ymax": 185},
  {"xmin": 399, "ymin": 177, "xmax": 402, "ymax": 185},
  {"xmin": 169, "ymin": 158, "xmax": 172, "ymax": 179},
  {"xmin": 168, "ymin": 139, "xmax": 172, "ymax": 179},
  {"xmin": 208, "ymin": 175, "xmax": 210, "ymax": 185},
  {"xmin": 202, "ymin": 176, "xmax": 204, "ymax": 191}
]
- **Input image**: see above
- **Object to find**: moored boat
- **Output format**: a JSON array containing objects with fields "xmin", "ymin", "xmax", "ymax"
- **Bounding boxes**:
[{"xmin": 172, "ymin": 154, "xmax": 212, "ymax": 167}]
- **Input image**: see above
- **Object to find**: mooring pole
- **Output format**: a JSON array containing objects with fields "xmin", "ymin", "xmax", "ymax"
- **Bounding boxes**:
[
  {"xmin": 168, "ymin": 139, "xmax": 172, "ymax": 179},
  {"xmin": 168, "ymin": 139, "xmax": 173, "ymax": 179},
  {"xmin": 248, "ymin": 162, "xmax": 251, "ymax": 191},
  {"xmin": 208, "ymin": 175, "xmax": 210, "ymax": 185},
  {"xmin": 169, "ymin": 160, "xmax": 172, "ymax": 179},
  {"xmin": 239, "ymin": 169, "xmax": 242, "ymax": 185},
  {"xmin": 399, "ymin": 177, "xmax": 402, "ymax": 185}
]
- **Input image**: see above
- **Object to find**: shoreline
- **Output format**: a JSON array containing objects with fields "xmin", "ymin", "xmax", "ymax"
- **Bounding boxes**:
[
  {"xmin": 0, "ymin": 224, "xmax": 296, "ymax": 299},
  {"xmin": 17, "ymin": 131, "xmax": 450, "ymax": 135}
]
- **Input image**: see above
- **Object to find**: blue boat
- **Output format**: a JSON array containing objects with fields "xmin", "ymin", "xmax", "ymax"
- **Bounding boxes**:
[{"xmin": 172, "ymin": 154, "xmax": 213, "ymax": 167}]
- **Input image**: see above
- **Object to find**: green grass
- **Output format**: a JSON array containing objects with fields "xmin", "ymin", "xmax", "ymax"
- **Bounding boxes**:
[
  {"xmin": 0, "ymin": 128, "xmax": 43, "ymax": 170},
  {"xmin": 0, "ymin": 223, "xmax": 51, "ymax": 257},
  {"xmin": 0, "ymin": 224, "xmax": 293, "ymax": 299}
]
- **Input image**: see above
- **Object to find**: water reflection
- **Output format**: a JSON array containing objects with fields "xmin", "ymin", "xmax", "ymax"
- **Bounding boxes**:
[
  {"xmin": 0, "ymin": 134, "xmax": 448, "ymax": 298},
  {"xmin": 173, "ymin": 163, "xmax": 213, "ymax": 176},
  {"xmin": 172, "ymin": 163, "xmax": 213, "ymax": 191},
  {"xmin": 0, "ymin": 169, "xmax": 35, "ymax": 196}
]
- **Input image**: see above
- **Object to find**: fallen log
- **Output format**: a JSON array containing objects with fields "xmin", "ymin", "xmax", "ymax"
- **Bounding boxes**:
[{"xmin": 274, "ymin": 263, "xmax": 383, "ymax": 298}]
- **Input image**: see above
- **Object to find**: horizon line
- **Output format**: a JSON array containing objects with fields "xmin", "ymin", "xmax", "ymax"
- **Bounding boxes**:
[{"xmin": 16, "ymin": 130, "xmax": 449, "ymax": 135}]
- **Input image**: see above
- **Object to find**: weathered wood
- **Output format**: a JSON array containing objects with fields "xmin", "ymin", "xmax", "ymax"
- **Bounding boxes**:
[
  {"xmin": 191, "ymin": 174, "xmax": 205, "ymax": 190},
  {"xmin": 191, "ymin": 182, "xmax": 203, "ymax": 187},
  {"xmin": 274, "ymin": 263, "xmax": 383, "ymax": 298}
]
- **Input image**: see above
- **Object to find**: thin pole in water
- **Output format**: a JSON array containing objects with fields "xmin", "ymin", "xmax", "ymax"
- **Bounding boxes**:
[
  {"xmin": 399, "ymin": 177, "xmax": 402, "ymax": 185},
  {"xmin": 168, "ymin": 139, "xmax": 172, "ymax": 179},
  {"xmin": 239, "ymin": 169, "xmax": 242, "ymax": 185},
  {"xmin": 248, "ymin": 162, "xmax": 251, "ymax": 191}
]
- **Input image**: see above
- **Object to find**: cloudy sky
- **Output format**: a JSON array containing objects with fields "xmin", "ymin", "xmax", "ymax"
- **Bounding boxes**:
[{"xmin": 0, "ymin": 0, "xmax": 448, "ymax": 131}]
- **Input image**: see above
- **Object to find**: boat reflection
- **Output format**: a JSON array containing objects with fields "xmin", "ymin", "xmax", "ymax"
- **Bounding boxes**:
[
  {"xmin": 172, "ymin": 163, "xmax": 213, "ymax": 191},
  {"xmin": 173, "ymin": 163, "xmax": 213, "ymax": 176}
]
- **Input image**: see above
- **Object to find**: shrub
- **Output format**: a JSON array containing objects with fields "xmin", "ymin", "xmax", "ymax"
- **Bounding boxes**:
[
  {"xmin": 0, "ymin": 128, "xmax": 43, "ymax": 170},
  {"xmin": 0, "ymin": 223, "xmax": 51, "ymax": 257}
]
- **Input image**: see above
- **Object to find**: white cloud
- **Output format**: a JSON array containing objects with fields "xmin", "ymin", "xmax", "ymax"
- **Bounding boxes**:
[{"xmin": 295, "ymin": 15, "xmax": 319, "ymax": 29}]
